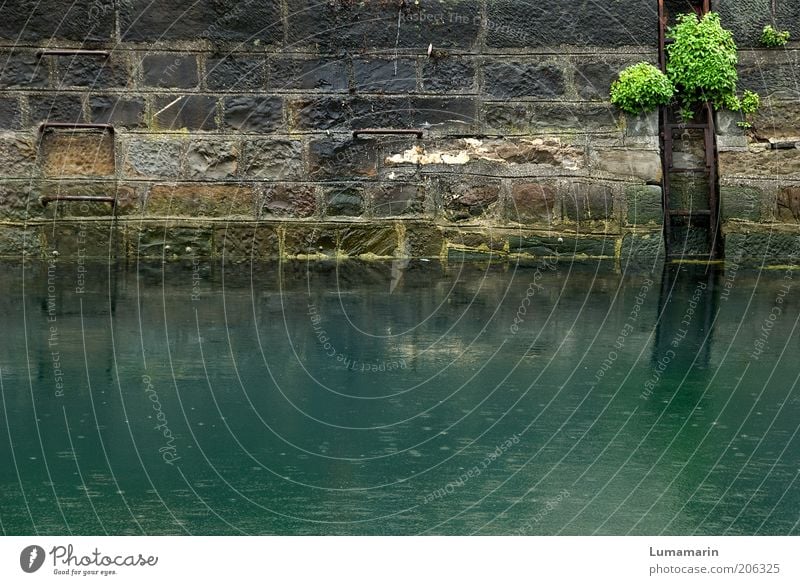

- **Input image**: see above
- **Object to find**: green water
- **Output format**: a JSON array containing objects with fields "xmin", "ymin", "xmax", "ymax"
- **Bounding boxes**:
[{"xmin": 0, "ymin": 258, "xmax": 798, "ymax": 535}]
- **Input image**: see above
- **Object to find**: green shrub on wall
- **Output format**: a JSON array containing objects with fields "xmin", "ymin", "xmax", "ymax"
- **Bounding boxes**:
[
  {"xmin": 609, "ymin": 12, "xmax": 760, "ymax": 122},
  {"xmin": 610, "ymin": 62, "xmax": 674, "ymax": 114},
  {"xmin": 761, "ymin": 25, "xmax": 790, "ymax": 47}
]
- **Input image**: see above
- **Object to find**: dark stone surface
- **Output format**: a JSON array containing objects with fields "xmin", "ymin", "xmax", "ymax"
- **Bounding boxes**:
[
  {"xmin": 723, "ymin": 232, "xmax": 800, "ymax": 260},
  {"xmin": 625, "ymin": 185, "xmax": 663, "ymax": 225},
  {"xmin": 120, "ymin": 0, "xmax": 283, "ymax": 43},
  {"xmin": 55, "ymin": 55, "xmax": 129, "ymax": 88},
  {"xmin": 486, "ymin": 0, "xmax": 656, "ymax": 47},
  {"xmin": 309, "ymin": 138, "xmax": 378, "ymax": 180},
  {"xmin": 223, "ymin": 95, "xmax": 282, "ymax": 132},
  {"xmin": 507, "ymin": 183, "xmax": 557, "ymax": 224},
  {"xmin": 292, "ymin": 96, "xmax": 416, "ymax": 130},
  {"xmin": 0, "ymin": 136, "xmax": 40, "ymax": 176},
  {"xmin": 89, "ymin": 96, "xmax": 146, "ymax": 128},
  {"xmin": 261, "ymin": 185, "xmax": 317, "ymax": 218},
  {"xmin": 620, "ymin": 232, "xmax": 664, "ymax": 261},
  {"xmin": 123, "ymin": 138, "xmax": 184, "ymax": 178},
  {"xmin": 777, "ymin": 187, "xmax": 800, "ymax": 223},
  {"xmin": 445, "ymin": 183, "xmax": 500, "ymax": 221},
  {"xmin": 142, "ymin": 54, "xmax": 199, "ymax": 89},
  {"xmin": 738, "ymin": 53, "xmax": 800, "ymax": 99},
  {"xmin": 185, "ymin": 140, "xmax": 238, "ymax": 180},
  {"xmin": 339, "ymin": 226, "xmax": 398, "ymax": 257},
  {"xmin": 292, "ymin": 97, "xmax": 352, "ymax": 130},
  {"xmin": 325, "ymin": 188, "xmax": 365, "ymax": 217},
  {"xmin": 720, "ymin": 186, "xmax": 762, "ymax": 221},
  {"xmin": 565, "ymin": 183, "xmax": 615, "ymax": 222},
  {"xmin": 716, "ymin": 0, "xmax": 800, "ymax": 47},
  {"xmin": 0, "ymin": 0, "xmax": 115, "ymax": 42},
  {"xmin": 154, "ymin": 95, "xmax": 217, "ymax": 131},
  {"xmin": 575, "ymin": 59, "xmax": 635, "ymax": 100},
  {"xmin": 241, "ymin": 139, "xmax": 303, "ymax": 180},
  {"xmin": 0, "ymin": 183, "xmax": 41, "ymax": 220},
  {"xmin": 0, "ymin": 52, "xmax": 49, "ymax": 88},
  {"xmin": 484, "ymin": 62, "xmax": 565, "ymax": 98},
  {"xmin": 287, "ymin": 0, "xmax": 480, "ymax": 50},
  {"xmin": 411, "ymin": 97, "xmax": 477, "ymax": 128},
  {"xmin": 283, "ymin": 225, "xmax": 338, "ymax": 257},
  {"xmin": 421, "ymin": 59, "xmax": 475, "ymax": 93},
  {"xmin": 213, "ymin": 224, "xmax": 280, "ymax": 259},
  {"xmin": 353, "ymin": 59, "xmax": 416, "ymax": 93},
  {"xmin": 136, "ymin": 223, "xmax": 214, "ymax": 259},
  {"xmin": 483, "ymin": 103, "xmax": 530, "ymax": 133},
  {"xmin": 206, "ymin": 56, "xmax": 266, "ymax": 91},
  {"xmin": 530, "ymin": 102, "xmax": 619, "ymax": 133},
  {"xmin": 0, "ymin": 98, "xmax": 22, "ymax": 129},
  {"xmin": 371, "ymin": 184, "xmax": 423, "ymax": 217},
  {"xmin": 29, "ymin": 94, "xmax": 85, "ymax": 125},
  {"xmin": 269, "ymin": 58, "xmax": 349, "ymax": 91}
]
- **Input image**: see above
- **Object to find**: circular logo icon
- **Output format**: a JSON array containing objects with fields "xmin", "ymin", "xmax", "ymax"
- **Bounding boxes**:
[{"xmin": 20, "ymin": 545, "xmax": 46, "ymax": 573}]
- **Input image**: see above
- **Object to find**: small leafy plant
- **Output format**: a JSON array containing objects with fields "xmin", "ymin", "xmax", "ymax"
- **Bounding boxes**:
[
  {"xmin": 610, "ymin": 62, "xmax": 675, "ymax": 114},
  {"xmin": 733, "ymin": 89, "xmax": 761, "ymax": 128},
  {"xmin": 761, "ymin": 25, "xmax": 790, "ymax": 47}
]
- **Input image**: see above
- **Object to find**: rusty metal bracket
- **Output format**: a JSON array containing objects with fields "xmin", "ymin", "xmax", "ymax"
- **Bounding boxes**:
[
  {"xmin": 40, "ymin": 195, "xmax": 117, "ymax": 208},
  {"xmin": 39, "ymin": 122, "xmax": 114, "ymax": 133},
  {"xmin": 37, "ymin": 49, "xmax": 110, "ymax": 58},
  {"xmin": 353, "ymin": 128, "xmax": 424, "ymax": 139}
]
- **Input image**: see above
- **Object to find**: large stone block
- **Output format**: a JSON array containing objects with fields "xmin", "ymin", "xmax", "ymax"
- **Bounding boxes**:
[
  {"xmin": 142, "ymin": 54, "xmax": 198, "ymax": 89},
  {"xmin": 269, "ymin": 57, "xmax": 349, "ymax": 91},
  {"xmin": 723, "ymin": 232, "xmax": 800, "ymax": 260},
  {"xmin": 720, "ymin": 186, "xmax": 762, "ymax": 221},
  {"xmin": 530, "ymin": 102, "xmax": 619, "ymax": 134},
  {"xmin": 36, "ymin": 182, "xmax": 138, "ymax": 217},
  {"xmin": 325, "ymin": 187, "xmax": 365, "ymax": 217},
  {"xmin": 120, "ymin": 0, "xmax": 283, "ymax": 43},
  {"xmin": 40, "ymin": 130, "xmax": 115, "ymax": 177},
  {"xmin": 241, "ymin": 139, "xmax": 303, "ymax": 180},
  {"xmin": 42, "ymin": 222, "xmax": 121, "ymax": 259},
  {"xmin": 719, "ymin": 148, "xmax": 800, "ymax": 177},
  {"xmin": 206, "ymin": 56, "xmax": 267, "ymax": 91},
  {"xmin": 620, "ymin": 232, "xmax": 664, "ymax": 261},
  {"xmin": 0, "ymin": 98, "xmax": 22, "ymax": 130},
  {"xmin": 260, "ymin": 185, "xmax": 317, "ymax": 218},
  {"xmin": 213, "ymin": 224, "xmax": 280, "ymax": 259},
  {"xmin": 507, "ymin": 182, "xmax": 557, "ymax": 224},
  {"xmin": 145, "ymin": 184, "xmax": 254, "ymax": 217},
  {"xmin": 486, "ymin": 0, "xmax": 656, "ymax": 47},
  {"xmin": 371, "ymin": 184, "xmax": 424, "ymax": 217},
  {"xmin": 0, "ymin": 183, "xmax": 41, "ymax": 220},
  {"xmin": 283, "ymin": 225, "xmax": 338, "ymax": 258},
  {"xmin": 338, "ymin": 226, "xmax": 398, "ymax": 257},
  {"xmin": 287, "ymin": 0, "xmax": 480, "ymax": 50},
  {"xmin": 444, "ymin": 183, "xmax": 501, "ymax": 221},
  {"xmin": 89, "ymin": 96, "xmax": 146, "ymax": 128},
  {"xmin": 738, "ymin": 52, "xmax": 800, "ymax": 100},
  {"xmin": 0, "ymin": 0, "xmax": 115, "ymax": 42},
  {"xmin": 135, "ymin": 223, "xmax": 214, "ymax": 259},
  {"xmin": 309, "ymin": 138, "xmax": 378, "ymax": 180},
  {"xmin": 0, "ymin": 52, "xmax": 48, "ymax": 88},
  {"xmin": 0, "ymin": 136, "xmax": 37, "ymax": 177},
  {"xmin": 625, "ymin": 185, "xmax": 663, "ymax": 225},
  {"xmin": 593, "ymin": 149, "xmax": 662, "ymax": 182},
  {"xmin": 421, "ymin": 59, "xmax": 476, "ymax": 93},
  {"xmin": 751, "ymin": 100, "xmax": 800, "ymax": 139},
  {"xmin": 29, "ymin": 95, "xmax": 85, "ymax": 125},
  {"xmin": 777, "ymin": 186, "xmax": 800, "ymax": 223},
  {"xmin": 353, "ymin": 59, "xmax": 416, "ymax": 93},
  {"xmin": 153, "ymin": 95, "xmax": 218, "ymax": 131},
  {"xmin": 185, "ymin": 140, "xmax": 238, "ymax": 180},
  {"xmin": 484, "ymin": 61, "xmax": 565, "ymax": 98},
  {"xmin": 123, "ymin": 138, "xmax": 184, "ymax": 179},
  {"xmin": 565, "ymin": 182, "xmax": 615, "ymax": 222},
  {"xmin": 0, "ymin": 226, "xmax": 41, "ymax": 258},
  {"xmin": 222, "ymin": 96, "xmax": 283, "ymax": 133},
  {"xmin": 55, "ymin": 55, "xmax": 130, "ymax": 89}
]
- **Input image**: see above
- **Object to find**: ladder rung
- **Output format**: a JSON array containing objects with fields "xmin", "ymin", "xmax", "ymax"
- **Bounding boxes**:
[
  {"xmin": 665, "ymin": 124, "xmax": 709, "ymax": 130},
  {"xmin": 668, "ymin": 167, "xmax": 709, "ymax": 173},
  {"xmin": 668, "ymin": 209, "xmax": 712, "ymax": 216}
]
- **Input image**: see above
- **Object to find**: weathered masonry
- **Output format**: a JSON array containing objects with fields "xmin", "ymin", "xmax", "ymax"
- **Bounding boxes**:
[{"xmin": 0, "ymin": 0, "xmax": 798, "ymax": 261}]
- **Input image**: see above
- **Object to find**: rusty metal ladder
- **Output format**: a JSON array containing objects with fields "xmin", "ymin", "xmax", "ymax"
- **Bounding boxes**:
[{"xmin": 658, "ymin": 0, "xmax": 721, "ymax": 259}]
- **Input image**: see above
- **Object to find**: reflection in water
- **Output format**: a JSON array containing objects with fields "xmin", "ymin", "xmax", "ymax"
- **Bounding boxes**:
[{"xmin": 0, "ymin": 259, "xmax": 798, "ymax": 535}]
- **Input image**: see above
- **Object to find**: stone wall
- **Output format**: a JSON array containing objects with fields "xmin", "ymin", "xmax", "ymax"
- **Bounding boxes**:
[{"xmin": 0, "ymin": 1, "xmax": 797, "ymax": 262}]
